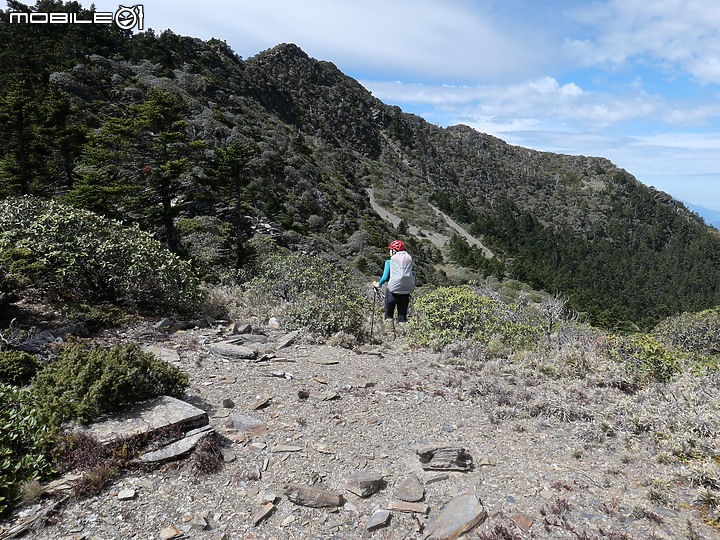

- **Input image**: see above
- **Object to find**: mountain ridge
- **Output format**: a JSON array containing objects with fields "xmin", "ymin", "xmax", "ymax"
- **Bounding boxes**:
[
  {"xmin": 1, "ymin": 7, "xmax": 720, "ymax": 327},
  {"xmin": 683, "ymin": 200, "xmax": 720, "ymax": 229}
]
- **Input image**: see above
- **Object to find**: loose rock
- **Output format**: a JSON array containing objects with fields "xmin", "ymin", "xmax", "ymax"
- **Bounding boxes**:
[
  {"xmin": 260, "ymin": 490, "xmax": 278, "ymax": 504},
  {"xmin": 512, "ymin": 512, "xmax": 534, "ymax": 532},
  {"xmin": 159, "ymin": 524, "xmax": 183, "ymax": 540},
  {"xmin": 276, "ymin": 330, "xmax": 300, "ymax": 350},
  {"xmin": 249, "ymin": 394, "xmax": 272, "ymax": 410},
  {"xmin": 415, "ymin": 445, "xmax": 473, "ymax": 471},
  {"xmin": 282, "ymin": 484, "xmax": 344, "ymax": 508},
  {"xmin": 387, "ymin": 500, "xmax": 429, "ymax": 514},
  {"xmin": 394, "ymin": 473, "xmax": 424, "ymax": 502},
  {"xmin": 138, "ymin": 425, "xmax": 214, "ymax": 464},
  {"xmin": 252, "ymin": 503, "xmax": 275, "ymax": 526},
  {"xmin": 229, "ymin": 413, "xmax": 266, "ymax": 435},
  {"xmin": 145, "ymin": 345, "xmax": 181, "ymax": 364},
  {"xmin": 271, "ymin": 444, "xmax": 302, "ymax": 452},
  {"xmin": 190, "ymin": 514, "xmax": 209, "ymax": 531},
  {"xmin": 117, "ymin": 488, "xmax": 136, "ymax": 500},
  {"xmin": 230, "ymin": 322, "xmax": 252, "ymax": 335},
  {"xmin": 426, "ymin": 473, "xmax": 450, "ymax": 485},
  {"xmin": 424, "ymin": 493, "xmax": 487, "ymax": 540},
  {"xmin": 365, "ymin": 509, "xmax": 391, "ymax": 531},
  {"xmin": 154, "ymin": 318, "xmax": 173, "ymax": 331},
  {"xmin": 345, "ymin": 471, "xmax": 384, "ymax": 498}
]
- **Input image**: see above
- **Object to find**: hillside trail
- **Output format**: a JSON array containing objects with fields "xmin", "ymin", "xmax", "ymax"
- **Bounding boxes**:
[
  {"xmin": 5, "ymin": 318, "xmax": 717, "ymax": 540},
  {"xmin": 366, "ymin": 189, "xmax": 494, "ymax": 258}
]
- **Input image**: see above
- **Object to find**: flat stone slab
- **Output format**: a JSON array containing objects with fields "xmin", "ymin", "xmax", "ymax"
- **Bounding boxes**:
[
  {"xmin": 271, "ymin": 444, "xmax": 303, "ymax": 452},
  {"xmin": 229, "ymin": 333, "xmax": 269, "ymax": 345},
  {"xmin": 159, "ymin": 525, "xmax": 183, "ymax": 540},
  {"xmin": 79, "ymin": 396, "xmax": 208, "ymax": 445},
  {"xmin": 138, "ymin": 425, "xmax": 214, "ymax": 463},
  {"xmin": 512, "ymin": 513, "xmax": 534, "ymax": 533},
  {"xmin": 210, "ymin": 342, "xmax": 258, "ymax": 359},
  {"xmin": 424, "ymin": 493, "xmax": 487, "ymax": 540},
  {"xmin": 387, "ymin": 500, "xmax": 429, "ymax": 514},
  {"xmin": 276, "ymin": 330, "xmax": 300, "ymax": 350},
  {"xmin": 117, "ymin": 488, "xmax": 136, "ymax": 500},
  {"xmin": 252, "ymin": 502, "xmax": 275, "ymax": 526}
]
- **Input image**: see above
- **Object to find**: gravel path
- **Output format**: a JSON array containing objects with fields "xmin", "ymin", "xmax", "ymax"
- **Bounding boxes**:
[{"xmin": 3, "ymin": 321, "xmax": 719, "ymax": 540}]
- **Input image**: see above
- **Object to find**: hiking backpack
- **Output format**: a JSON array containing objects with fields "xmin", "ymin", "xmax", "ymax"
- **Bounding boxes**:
[{"xmin": 388, "ymin": 251, "xmax": 415, "ymax": 294}]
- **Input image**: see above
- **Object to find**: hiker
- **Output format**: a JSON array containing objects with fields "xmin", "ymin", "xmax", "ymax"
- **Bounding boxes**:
[{"xmin": 373, "ymin": 240, "xmax": 416, "ymax": 333}]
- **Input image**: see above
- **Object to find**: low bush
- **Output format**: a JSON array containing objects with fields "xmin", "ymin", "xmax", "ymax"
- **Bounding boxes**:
[
  {"xmin": 0, "ymin": 197, "xmax": 200, "ymax": 311},
  {"xmin": 63, "ymin": 303, "xmax": 127, "ymax": 333},
  {"xmin": 605, "ymin": 333, "xmax": 682, "ymax": 383},
  {"xmin": 407, "ymin": 286, "xmax": 541, "ymax": 351},
  {"xmin": 32, "ymin": 342, "xmax": 189, "ymax": 425},
  {"xmin": 177, "ymin": 215, "xmax": 232, "ymax": 280},
  {"xmin": 0, "ymin": 351, "xmax": 40, "ymax": 386},
  {"xmin": 0, "ymin": 384, "xmax": 54, "ymax": 516},
  {"xmin": 244, "ymin": 253, "xmax": 365, "ymax": 338},
  {"xmin": 652, "ymin": 308, "xmax": 720, "ymax": 370}
]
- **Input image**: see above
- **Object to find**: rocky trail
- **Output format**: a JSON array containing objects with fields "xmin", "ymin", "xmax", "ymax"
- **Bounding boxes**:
[{"xmin": 1, "ymin": 318, "xmax": 717, "ymax": 540}]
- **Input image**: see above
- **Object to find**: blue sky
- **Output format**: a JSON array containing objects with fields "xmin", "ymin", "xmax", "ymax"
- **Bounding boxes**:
[{"xmin": 82, "ymin": 0, "xmax": 720, "ymax": 211}]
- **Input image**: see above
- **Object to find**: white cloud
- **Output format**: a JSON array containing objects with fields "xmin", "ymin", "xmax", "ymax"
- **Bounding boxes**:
[
  {"xmin": 90, "ymin": 0, "xmax": 559, "ymax": 83},
  {"xmin": 565, "ymin": 0, "xmax": 720, "ymax": 83},
  {"xmin": 362, "ymin": 77, "xmax": 659, "ymax": 129},
  {"xmin": 633, "ymin": 133, "xmax": 720, "ymax": 150}
]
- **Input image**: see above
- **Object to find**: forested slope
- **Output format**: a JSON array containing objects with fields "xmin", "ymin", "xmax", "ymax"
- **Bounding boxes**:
[{"xmin": 2, "ymin": 0, "xmax": 720, "ymax": 328}]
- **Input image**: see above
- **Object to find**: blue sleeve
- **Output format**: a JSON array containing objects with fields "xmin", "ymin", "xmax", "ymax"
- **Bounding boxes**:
[{"xmin": 377, "ymin": 259, "xmax": 391, "ymax": 286}]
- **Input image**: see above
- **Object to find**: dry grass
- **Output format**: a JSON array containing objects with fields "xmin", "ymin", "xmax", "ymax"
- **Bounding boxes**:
[
  {"xmin": 19, "ymin": 480, "xmax": 43, "ymax": 504},
  {"xmin": 192, "ymin": 433, "xmax": 223, "ymax": 475}
]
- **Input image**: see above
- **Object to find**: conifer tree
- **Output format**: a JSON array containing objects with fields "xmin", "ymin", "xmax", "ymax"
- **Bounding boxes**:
[
  {"xmin": 211, "ymin": 138, "xmax": 260, "ymax": 270},
  {"xmin": 69, "ymin": 88, "xmax": 202, "ymax": 251},
  {"xmin": 0, "ymin": 79, "xmax": 38, "ymax": 196}
]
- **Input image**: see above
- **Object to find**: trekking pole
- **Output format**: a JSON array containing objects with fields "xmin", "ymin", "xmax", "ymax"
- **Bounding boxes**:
[{"xmin": 370, "ymin": 286, "xmax": 379, "ymax": 340}]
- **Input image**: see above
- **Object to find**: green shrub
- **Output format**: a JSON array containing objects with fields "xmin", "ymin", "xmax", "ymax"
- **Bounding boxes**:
[
  {"xmin": 652, "ymin": 308, "xmax": 720, "ymax": 356},
  {"xmin": 64, "ymin": 303, "xmax": 126, "ymax": 333},
  {"xmin": 0, "ymin": 384, "xmax": 54, "ymax": 516},
  {"xmin": 0, "ymin": 351, "xmax": 39, "ymax": 386},
  {"xmin": 245, "ymin": 253, "xmax": 365, "ymax": 338},
  {"xmin": 32, "ymin": 342, "xmax": 189, "ymax": 426},
  {"xmin": 407, "ymin": 286, "xmax": 541, "ymax": 350},
  {"xmin": 0, "ymin": 247, "xmax": 43, "ymax": 307},
  {"xmin": 177, "ymin": 216, "xmax": 232, "ymax": 279},
  {"xmin": 0, "ymin": 197, "xmax": 200, "ymax": 311},
  {"xmin": 606, "ymin": 333, "xmax": 682, "ymax": 383}
]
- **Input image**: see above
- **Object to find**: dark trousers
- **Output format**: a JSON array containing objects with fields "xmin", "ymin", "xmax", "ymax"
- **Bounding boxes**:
[{"xmin": 385, "ymin": 290, "xmax": 410, "ymax": 322}]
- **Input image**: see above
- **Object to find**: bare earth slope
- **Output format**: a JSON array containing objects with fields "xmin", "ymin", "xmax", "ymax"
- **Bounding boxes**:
[{"xmin": 366, "ymin": 189, "xmax": 494, "ymax": 258}]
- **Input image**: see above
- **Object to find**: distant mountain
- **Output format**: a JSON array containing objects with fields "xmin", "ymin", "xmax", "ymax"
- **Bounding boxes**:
[
  {"xmin": 682, "ymin": 201, "xmax": 720, "ymax": 230},
  {"xmin": 2, "ymin": 2, "xmax": 720, "ymax": 328}
]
